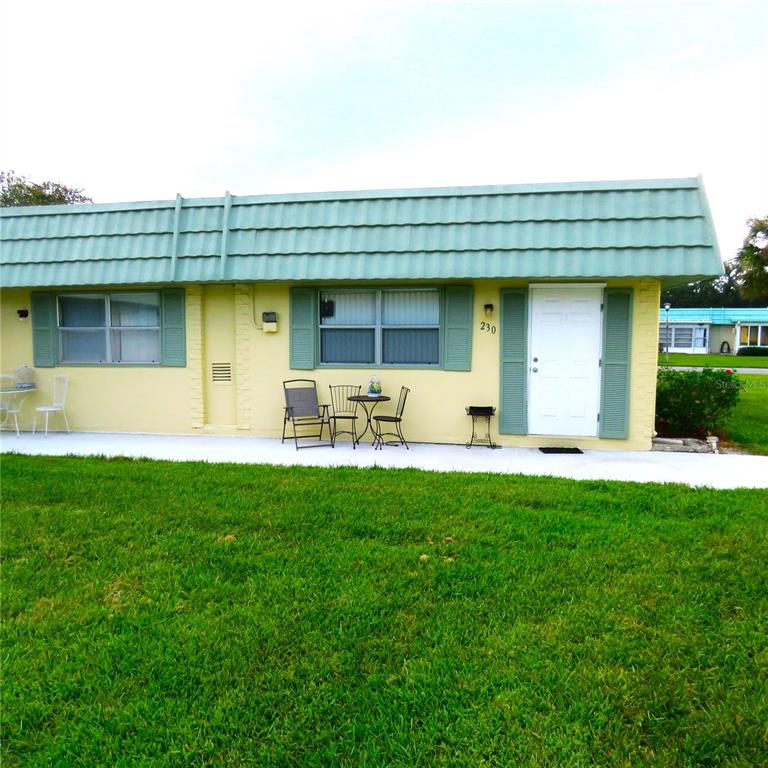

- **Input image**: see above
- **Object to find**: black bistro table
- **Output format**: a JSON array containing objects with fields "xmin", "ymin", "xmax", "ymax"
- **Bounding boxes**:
[{"xmin": 348, "ymin": 394, "xmax": 391, "ymax": 446}]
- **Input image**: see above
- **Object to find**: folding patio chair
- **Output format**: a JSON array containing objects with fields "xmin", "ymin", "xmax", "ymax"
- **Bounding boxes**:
[{"xmin": 281, "ymin": 379, "xmax": 332, "ymax": 450}]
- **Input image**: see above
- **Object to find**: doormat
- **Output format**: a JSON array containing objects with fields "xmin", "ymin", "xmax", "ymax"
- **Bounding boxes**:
[{"xmin": 538, "ymin": 447, "xmax": 583, "ymax": 454}]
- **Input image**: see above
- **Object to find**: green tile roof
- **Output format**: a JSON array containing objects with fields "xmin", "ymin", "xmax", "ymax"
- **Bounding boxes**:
[{"xmin": 0, "ymin": 178, "xmax": 723, "ymax": 287}]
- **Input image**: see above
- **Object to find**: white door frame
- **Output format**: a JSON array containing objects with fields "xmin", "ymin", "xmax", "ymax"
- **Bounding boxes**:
[{"xmin": 527, "ymin": 283, "xmax": 605, "ymax": 437}]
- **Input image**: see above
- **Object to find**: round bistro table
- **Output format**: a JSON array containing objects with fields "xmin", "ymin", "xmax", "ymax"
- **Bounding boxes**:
[
  {"xmin": 0, "ymin": 385, "xmax": 38, "ymax": 436},
  {"xmin": 348, "ymin": 394, "xmax": 391, "ymax": 446}
]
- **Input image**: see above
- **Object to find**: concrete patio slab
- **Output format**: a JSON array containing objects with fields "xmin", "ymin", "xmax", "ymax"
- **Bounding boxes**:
[{"xmin": 2, "ymin": 431, "xmax": 767, "ymax": 489}]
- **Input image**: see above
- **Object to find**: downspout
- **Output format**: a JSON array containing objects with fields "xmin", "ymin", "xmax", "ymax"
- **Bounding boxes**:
[
  {"xmin": 219, "ymin": 191, "xmax": 232, "ymax": 280},
  {"xmin": 169, "ymin": 193, "xmax": 182, "ymax": 281},
  {"xmin": 250, "ymin": 285, "xmax": 263, "ymax": 329}
]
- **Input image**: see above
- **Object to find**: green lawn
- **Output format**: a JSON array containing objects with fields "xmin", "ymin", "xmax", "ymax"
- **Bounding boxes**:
[
  {"xmin": 722, "ymin": 374, "xmax": 768, "ymax": 455},
  {"xmin": 3, "ymin": 456, "xmax": 768, "ymax": 767},
  {"xmin": 658, "ymin": 352, "xmax": 768, "ymax": 368}
]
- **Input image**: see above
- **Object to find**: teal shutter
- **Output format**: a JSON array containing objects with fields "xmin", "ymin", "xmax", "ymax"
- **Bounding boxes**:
[
  {"xmin": 161, "ymin": 288, "xmax": 186, "ymax": 366},
  {"xmin": 290, "ymin": 287, "xmax": 317, "ymax": 369},
  {"xmin": 600, "ymin": 288, "xmax": 633, "ymax": 438},
  {"xmin": 499, "ymin": 289, "xmax": 528, "ymax": 434},
  {"xmin": 442, "ymin": 285, "xmax": 473, "ymax": 371},
  {"xmin": 31, "ymin": 292, "xmax": 56, "ymax": 367}
]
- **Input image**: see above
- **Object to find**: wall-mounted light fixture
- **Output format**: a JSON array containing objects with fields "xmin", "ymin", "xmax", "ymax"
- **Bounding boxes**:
[
  {"xmin": 483, "ymin": 303, "xmax": 494, "ymax": 317},
  {"xmin": 17, "ymin": 309, "xmax": 29, "ymax": 320}
]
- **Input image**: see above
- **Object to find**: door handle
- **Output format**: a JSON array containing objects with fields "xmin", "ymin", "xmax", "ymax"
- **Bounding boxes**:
[{"xmin": 531, "ymin": 367, "xmax": 538, "ymax": 373}]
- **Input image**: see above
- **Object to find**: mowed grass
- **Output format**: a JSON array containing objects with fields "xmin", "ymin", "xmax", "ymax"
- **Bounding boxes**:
[
  {"xmin": 658, "ymin": 352, "xmax": 768, "ymax": 368},
  {"xmin": 723, "ymin": 374, "xmax": 768, "ymax": 455},
  {"xmin": 2, "ymin": 455, "xmax": 768, "ymax": 767}
]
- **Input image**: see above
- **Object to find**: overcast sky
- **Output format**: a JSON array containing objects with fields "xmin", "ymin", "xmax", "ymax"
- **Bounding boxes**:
[{"xmin": 1, "ymin": 0, "xmax": 766, "ymax": 261}]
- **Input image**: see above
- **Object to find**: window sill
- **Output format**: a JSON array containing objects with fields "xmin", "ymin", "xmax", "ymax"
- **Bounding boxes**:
[
  {"xmin": 318, "ymin": 363, "xmax": 442, "ymax": 370},
  {"xmin": 54, "ymin": 362, "xmax": 167, "ymax": 368}
]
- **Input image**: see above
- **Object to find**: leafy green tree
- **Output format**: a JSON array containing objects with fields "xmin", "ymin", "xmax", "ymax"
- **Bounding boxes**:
[
  {"xmin": 660, "ymin": 260, "xmax": 767, "ymax": 308},
  {"xmin": 662, "ymin": 218, "xmax": 768, "ymax": 308},
  {"xmin": 735, "ymin": 216, "xmax": 768, "ymax": 299},
  {"xmin": 0, "ymin": 170, "xmax": 91, "ymax": 207}
]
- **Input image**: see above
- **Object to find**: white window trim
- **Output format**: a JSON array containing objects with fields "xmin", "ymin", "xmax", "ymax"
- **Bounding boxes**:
[
  {"xmin": 736, "ymin": 323, "xmax": 768, "ymax": 351},
  {"xmin": 659, "ymin": 323, "xmax": 710, "ymax": 354}
]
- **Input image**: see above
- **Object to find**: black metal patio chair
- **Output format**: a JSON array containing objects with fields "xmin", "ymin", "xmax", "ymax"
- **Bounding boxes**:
[
  {"xmin": 372, "ymin": 386, "xmax": 410, "ymax": 450},
  {"xmin": 328, "ymin": 384, "xmax": 361, "ymax": 448},
  {"xmin": 282, "ymin": 379, "xmax": 332, "ymax": 450}
]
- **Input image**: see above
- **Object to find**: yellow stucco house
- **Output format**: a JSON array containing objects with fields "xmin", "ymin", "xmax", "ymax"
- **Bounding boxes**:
[{"xmin": 0, "ymin": 178, "xmax": 722, "ymax": 450}]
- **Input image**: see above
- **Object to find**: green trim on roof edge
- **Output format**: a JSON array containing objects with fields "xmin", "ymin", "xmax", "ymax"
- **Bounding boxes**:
[{"xmin": 1, "ymin": 177, "xmax": 703, "ymax": 218}]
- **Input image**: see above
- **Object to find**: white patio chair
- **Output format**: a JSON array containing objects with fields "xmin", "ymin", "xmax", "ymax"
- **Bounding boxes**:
[
  {"xmin": 0, "ymin": 374, "xmax": 22, "ymax": 437},
  {"xmin": 33, "ymin": 375, "xmax": 70, "ymax": 436}
]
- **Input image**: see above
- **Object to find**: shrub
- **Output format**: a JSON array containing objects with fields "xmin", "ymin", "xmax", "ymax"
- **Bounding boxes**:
[
  {"xmin": 655, "ymin": 368, "xmax": 741, "ymax": 438},
  {"xmin": 736, "ymin": 346, "xmax": 768, "ymax": 357}
]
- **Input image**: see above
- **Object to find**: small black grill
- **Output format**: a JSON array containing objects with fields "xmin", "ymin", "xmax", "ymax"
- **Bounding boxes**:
[
  {"xmin": 465, "ymin": 405, "xmax": 499, "ymax": 449},
  {"xmin": 466, "ymin": 405, "xmax": 495, "ymax": 417}
]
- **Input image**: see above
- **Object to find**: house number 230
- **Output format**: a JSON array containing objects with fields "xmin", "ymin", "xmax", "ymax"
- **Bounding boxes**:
[{"xmin": 480, "ymin": 322, "xmax": 497, "ymax": 334}]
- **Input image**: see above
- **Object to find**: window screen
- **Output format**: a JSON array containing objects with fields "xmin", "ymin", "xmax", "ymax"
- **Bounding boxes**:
[
  {"xmin": 382, "ymin": 290, "xmax": 440, "ymax": 365},
  {"xmin": 318, "ymin": 289, "xmax": 440, "ymax": 366},
  {"xmin": 672, "ymin": 327, "xmax": 693, "ymax": 348},
  {"xmin": 58, "ymin": 292, "xmax": 161, "ymax": 364}
]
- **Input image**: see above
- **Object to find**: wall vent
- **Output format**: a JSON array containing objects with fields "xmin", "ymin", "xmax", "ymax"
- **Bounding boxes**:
[{"xmin": 211, "ymin": 362, "xmax": 233, "ymax": 383}]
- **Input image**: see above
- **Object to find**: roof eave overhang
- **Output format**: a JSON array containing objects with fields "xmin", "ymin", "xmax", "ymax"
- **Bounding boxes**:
[{"xmin": 1, "ymin": 272, "xmax": 725, "ymax": 290}]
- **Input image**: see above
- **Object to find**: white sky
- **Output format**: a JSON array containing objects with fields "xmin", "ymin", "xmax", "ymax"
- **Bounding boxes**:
[{"xmin": 1, "ymin": 0, "xmax": 766, "ymax": 261}]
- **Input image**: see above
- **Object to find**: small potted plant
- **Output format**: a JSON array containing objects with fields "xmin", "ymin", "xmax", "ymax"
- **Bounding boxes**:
[{"xmin": 367, "ymin": 376, "xmax": 382, "ymax": 396}]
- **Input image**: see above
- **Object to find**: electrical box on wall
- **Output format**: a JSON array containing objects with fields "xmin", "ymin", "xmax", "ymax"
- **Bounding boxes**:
[{"xmin": 262, "ymin": 311, "xmax": 278, "ymax": 333}]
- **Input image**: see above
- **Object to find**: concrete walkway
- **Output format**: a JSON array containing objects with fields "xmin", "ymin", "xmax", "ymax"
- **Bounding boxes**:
[{"xmin": 2, "ymin": 431, "xmax": 767, "ymax": 489}]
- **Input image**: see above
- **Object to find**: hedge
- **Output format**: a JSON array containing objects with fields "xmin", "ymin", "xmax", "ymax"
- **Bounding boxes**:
[{"xmin": 656, "ymin": 367, "xmax": 741, "ymax": 438}]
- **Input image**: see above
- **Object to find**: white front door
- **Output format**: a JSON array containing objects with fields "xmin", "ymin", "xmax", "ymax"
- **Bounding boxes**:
[{"xmin": 528, "ymin": 286, "xmax": 603, "ymax": 437}]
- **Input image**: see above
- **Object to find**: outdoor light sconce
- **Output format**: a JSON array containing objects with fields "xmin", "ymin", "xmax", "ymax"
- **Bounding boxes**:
[
  {"xmin": 17, "ymin": 309, "xmax": 29, "ymax": 320},
  {"xmin": 484, "ymin": 303, "xmax": 494, "ymax": 317},
  {"xmin": 262, "ymin": 311, "xmax": 278, "ymax": 333}
]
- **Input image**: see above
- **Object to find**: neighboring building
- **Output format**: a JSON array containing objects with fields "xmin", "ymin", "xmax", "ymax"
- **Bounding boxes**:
[
  {"xmin": 1, "ymin": 178, "xmax": 722, "ymax": 450},
  {"xmin": 658, "ymin": 308, "xmax": 768, "ymax": 354}
]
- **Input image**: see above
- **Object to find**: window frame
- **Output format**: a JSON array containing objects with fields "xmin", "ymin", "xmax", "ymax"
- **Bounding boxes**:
[
  {"xmin": 692, "ymin": 326, "xmax": 708, "ymax": 349},
  {"xmin": 671, "ymin": 326, "xmax": 694, "ymax": 349},
  {"xmin": 659, "ymin": 324, "xmax": 709, "ymax": 351},
  {"xmin": 317, "ymin": 286, "xmax": 443, "ymax": 369},
  {"xmin": 55, "ymin": 290, "xmax": 163, "ymax": 366},
  {"xmin": 740, "ymin": 324, "xmax": 768, "ymax": 348}
]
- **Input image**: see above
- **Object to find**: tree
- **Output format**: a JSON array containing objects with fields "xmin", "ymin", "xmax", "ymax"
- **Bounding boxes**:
[
  {"xmin": 735, "ymin": 216, "xmax": 768, "ymax": 299},
  {"xmin": 661, "ymin": 217, "xmax": 768, "ymax": 308},
  {"xmin": 660, "ymin": 260, "xmax": 766, "ymax": 308},
  {"xmin": 0, "ymin": 170, "xmax": 91, "ymax": 207}
]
